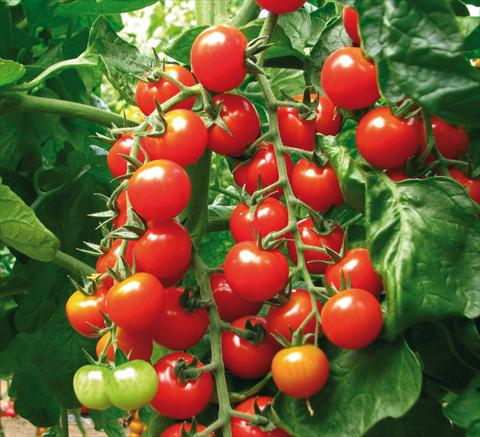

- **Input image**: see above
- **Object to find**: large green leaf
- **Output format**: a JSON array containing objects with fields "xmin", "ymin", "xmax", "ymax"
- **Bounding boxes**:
[
  {"xmin": 164, "ymin": 26, "xmax": 208, "ymax": 65},
  {"xmin": 89, "ymin": 408, "xmax": 125, "ymax": 437},
  {"xmin": 273, "ymin": 339, "xmax": 422, "ymax": 437},
  {"xmin": 0, "ymin": 58, "xmax": 25, "ymax": 86},
  {"xmin": 55, "ymin": 0, "xmax": 157, "ymax": 16},
  {"xmin": 444, "ymin": 374, "xmax": 480, "ymax": 429}
]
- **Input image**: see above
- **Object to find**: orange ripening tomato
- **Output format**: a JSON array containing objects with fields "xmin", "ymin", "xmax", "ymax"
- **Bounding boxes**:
[{"xmin": 96, "ymin": 327, "xmax": 153, "ymax": 362}]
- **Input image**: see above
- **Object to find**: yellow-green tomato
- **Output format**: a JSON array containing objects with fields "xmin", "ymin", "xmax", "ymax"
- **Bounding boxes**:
[
  {"xmin": 73, "ymin": 365, "xmax": 112, "ymax": 410},
  {"xmin": 106, "ymin": 359, "xmax": 158, "ymax": 410}
]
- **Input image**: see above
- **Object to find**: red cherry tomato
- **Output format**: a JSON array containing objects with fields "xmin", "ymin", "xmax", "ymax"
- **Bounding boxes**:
[
  {"xmin": 316, "ymin": 95, "xmax": 342, "ymax": 136},
  {"xmin": 321, "ymin": 288, "xmax": 383, "ymax": 349},
  {"xmin": 210, "ymin": 273, "xmax": 262, "ymax": 322},
  {"xmin": 113, "ymin": 191, "xmax": 127, "ymax": 229},
  {"xmin": 141, "ymin": 109, "xmax": 207, "ymax": 166},
  {"xmin": 449, "ymin": 168, "xmax": 480, "ymax": 205},
  {"xmin": 271, "ymin": 345, "xmax": 329, "ymax": 398},
  {"xmin": 266, "ymin": 288, "xmax": 322, "ymax": 342},
  {"xmin": 161, "ymin": 264, "xmax": 190, "ymax": 288},
  {"xmin": 419, "ymin": 116, "xmax": 469, "ymax": 160},
  {"xmin": 160, "ymin": 423, "xmax": 214, "ymax": 437},
  {"xmin": 107, "ymin": 133, "xmax": 146, "ymax": 178},
  {"xmin": 256, "ymin": 0, "xmax": 306, "ymax": 14},
  {"xmin": 191, "ymin": 25, "xmax": 247, "ymax": 92},
  {"xmin": 222, "ymin": 316, "xmax": 280, "ymax": 379},
  {"xmin": 233, "ymin": 142, "xmax": 293, "ymax": 197},
  {"xmin": 278, "ymin": 97, "xmax": 316, "ymax": 151},
  {"xmin": 96, "ymin": 239, "xmax": 136, "ymax": 288},
  {"xmin": 291, "ymin": 159, "xmax": 343, "ymax": 212},
  {"xmin": 231, "ymin": 396, "xmax": 290, "ymax": 437},
  {"xmin": 325, "ymin": 248, "xmax": 383, "ymax": 296},
  {"xmin": 151, "ymin": 287, "xmax": 209, "ymax": 350},
  {"xmin": 135, "ymin": 64, "xmax": 196, "ymax": 115},
  {"xmin": 224, "ymin": 241, "xmax": 290, "ymax": 302},
  {"xmin": 66, "ymin": 286, "xmax": 107, "ymax": 337},
  {"xmin": 105, "ymin": 273, "xmax": 164, "ymax": 332},
  {"xmin": 321, "ymin": 47, "xmax": 379, "ymax": 110},
  {"xmin": 230, "ymin": 198, "xmax": 288, "ymax": 243},
  {"xmin": 208, "ymin": 94, "xmax": 261, "ymax": 156},
  {"xmin": 151, "ymin": 352, "xmax": 213, "ymax": 419},
  {"xmin": 127, "ymin": 160, "xmax": 191, "ymax": 222},
  {"xmin": 343, "ymin": 6, "xmax": 360, "ymax": 44},
  {"xmin": 386, "ymin": 169, "xmax": 409, "ymax": 182},
  {"xmin": 96, "ymin": 327, "xmax": 153, "ymax": 362},
  {"xmin": 356, "ymin": 106, "xmax": 420, "ymax": 169},
  {"xmin": 287, "ymin": 218, "xmax": 344, "ymax": 275},
  {"xmin": 135, "ymin": 220, "xmax": 191, "ymax": 283}
]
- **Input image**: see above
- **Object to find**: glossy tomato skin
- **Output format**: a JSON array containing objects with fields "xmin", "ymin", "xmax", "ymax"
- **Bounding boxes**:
[
  {"xmin": 96, "ymin": 239, "xmax": 136, "ymax": 288},
  {"xmin": 191, "ymin": 25, "xmax": 247, "ymax": 92},
  {"xmin": 105, "ymin": 273, "xmax": 164, "ymax": 332},
  {"xmin": 222, "ymin": 316, "xmax": 280, "ymax": 379},
  {"xmin": 151, "ymin": 287, "xmax": 209, "ymax": 350},
  {"xmin": 233, "ymin": 142, "xmax": 293, "ymax": 197},
  {"xmin": 343, "ymin": 6, "xmax": 360, "ymax": 44},
  {"xmin": 210, "ymin": 273, "xmax": 263, "ymax": 322},
  {"xmin": 66, "ymin": 286, "xmax": 107, "ymax": 337},
  {"xmin": 113, "ymin": 190, "xmax": 127, "ymax": 228},
  {"xmin": 135, "ymin": 65, "xmax": 196, "ymax": 115},
  {"xmin": 325, "ymin": 248, "xmax": 383, "ymax": 296},
  {"xmin": 160, "ymin": 423, "xmax": 213, "ymax": 437},
  {"xmin": 287, "ymin": 218, "xmax": 344, "ymax": 275},
  {"xmin": 128, "ymin": 160, "xmax": 191, "ymax": 222},
  {"xmin": 321, "ymin": 288, "xmax": 383, "ymax": 349},
  {"xmin": 266, "ymin": 288, "xmax": 322, "ymax": 342},
  {"xmin": 231, "ymin": 396, "xmax": 290, "ymax": 437},
  {"xmin": 224, "ymin": 241, "xmax": 290, "ymax": 302},
  {"xmin": 256, "ymin": 0, "xmax": 305, "ymax": 14},
  {"xmin": 356, "ymin": 107, "xmax": 420, "ymax": 169},
  {"xmin": 291, "ymin": 159, "xmax": 344, "ymax": 212},
  {"xmin": 278, "ymin": 104, "xmax": 316, "ymax": 151},
  {"xmin": 316, "ymin": 95, "xmax": 342, "ymax": 136},
  {"xmin": 96, "ymin": 327, "xmax": 153, "ymax": 362},
  {"xmin": 209, "ymin": 94, "xmax": 261, "ymax": 156},
  {"xmin": 73, "ymin": 365, "xmax": 112, "ymax": 410},
  {"xmin": 449, "ymin": 168, "xmax": 480, "ymax": 205},
  {"xmin": 107, "ymin": 133, "xmax": 145, "ymax": 178},
  {"xmin": 230, "ymin": 198, "xmax": 288, "ymax": 243},
  {"xmin": 135, "ymin": 220, "xmax": 191, "ymax": 283},
  {"xmin": 271, "ymin": 345, "xmax": 329, "ymax": 398},
  {"xmin": 321, "ymin": 47, "xmax": 379, "ymax": 110},
  {"xmin": 141, "ymin": 109, "xmax": 207, "ymax": 166},
  {"xmin": 151, "ymin": 352, "xmax": 213, "ymax": 419}
]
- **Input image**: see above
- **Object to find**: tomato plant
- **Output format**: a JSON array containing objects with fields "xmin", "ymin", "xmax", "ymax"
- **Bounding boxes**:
[
  {"xmin": 73, "ymin": 365, "xmax": 112, "ymax": 411},
  {"xmin": 95, "ymin": 327, "xmax": 153, "ymax": 362}
]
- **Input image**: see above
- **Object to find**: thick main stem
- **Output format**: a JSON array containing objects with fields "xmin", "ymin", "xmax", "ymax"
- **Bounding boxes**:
[{"xmin": 53, "ymin": 250, "xmax": 96, "ymax": 277}]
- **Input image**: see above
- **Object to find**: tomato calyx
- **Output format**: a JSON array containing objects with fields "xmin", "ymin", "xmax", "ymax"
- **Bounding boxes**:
[
  {"xmin": 173, "ymin": 357, "xmax": 213, "ymax": 384},
  {"xmin": 248, "ymin": 400, "xmax": 277, "ymax": 431},
  {"xmin": 179, "ymin": 286, "xmax": 211, "ymax": 312},
  {"xmin": 222, "ymin": 318, "xmax": 267, "ymax": 345},
  {"xmin": 244, "ymin": 36, "xmax": 273, "ymax": 74}
]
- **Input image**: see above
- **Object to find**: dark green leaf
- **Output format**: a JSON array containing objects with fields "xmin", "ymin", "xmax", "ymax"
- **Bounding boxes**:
[
  {"xmin": 445, "ymin": 374, "xmax": 480, "ymax": 429},
  {"xmin": 277, "ymin": 9, "xmax": 311, "ymax": 54},
  {"xmin": 56, "ymin": 0, "xmax": 157, "ymax": 16},
  {"xmin": 89, "ymin": 407, "xmax": 125, "ymax": 437},
  {"xmin": 165, "ymin": 26, "xmax": 208, "ymax": 65}
]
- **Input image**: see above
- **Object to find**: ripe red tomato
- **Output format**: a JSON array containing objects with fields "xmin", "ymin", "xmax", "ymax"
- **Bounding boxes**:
[
  {"xmin": 224, "ymin": 241, "xmax": 290, "ymax": 302},
  {"xmin": 231, "ymin": 396, "xmax": 290, "ymax": 437},
  {"xmin": 96, "ymin": 239, "xmax": 136, "ymax": 288},
  {"xmin": 419, "ymin": 116, "xmax": 469, "ymax": 160},
  {"xmin": 356, "ymin": 106, "xmax": 420, "ymax": 169},
  {"xmin": 316, "ymin": 95, "xmax": 342, "ymax": 136},
  {"xmin": 230, "ymin": 198, "xmax": 288, "ymax": 243},
  {"xmin": 66, "ymin": 286, "xmax": 107, "ymax": 337},
  {"xmin": 287, "ymin": 218, "xmax": 344, "ymax": 274},
  {"xmin": 127, "ymin": 160, "xmax": 191, "ymax": 222},
  {"xmin": 325, "ymin": 248, "xmax": 383, "ymax": 296},
  {"xmin": 135, "ymin": 220, "xmax": 191, "ymax": 283},
  {"xmin": 291, "ymin": 159, "xmax": 343, "ymax": 212},
  {"xmin": 113, "ymin": 191, "xmax": 127, "ymax": 228},
  {"xmin": 386, "ymin": 169, "xmax": 409, "ymax": 182},
  {"xmin": 208, "ymin": 94, "xmax": 261, "ymax": 156},
  {"xmin": 191, "ymin": 25, "xmax": 247, "ymax": 92},
  {"xmin": 343, "ymin": 6, "xmax": 360, "ymax": 44},
  {"xmin": 141, "ymin": 109, "xmax": 207, "ymax": 166},
  {"xmin": 160, "ymin": 423, "xmax": 214, "ymax": 437},
  {"xmin": 105, "ymin": 273, "xmax": 164, "ymax": 332},
  {"xmin": 266, "ymin": 288, "xmax": 322, "ymax": 342},
  {"xmin": 271, "ymin": 345, "xmax": 329, "ymax": 398},
  {"xmin": 233, "ymin": 142, "xmax": 293, "ymax": 197},
  {"xmin": 96, "ymin": 327, "xmax": 153, "ymax": 362},
  {"xmin": 151, "ymin": 287, "xmax": 209, "ymax": 350},
  {"xmin": 107, "ymin": 133, "xmax": 145, "ymax": 178},
  {"xmin": 449, "ymin": 168, "xmax": 480, "ymax": 205},
  {"xmin": 151, "ymin": 352, "xmax": 213, "ymax": 419},
  {"xmin": 161, "ymin": 264, "xmax": 190, "ymax": 288},
  {"xmin": 278, "ymin": 98, "xmax": 316, "ymax": 151},
  {"xmin": 256, "ymin": 0, "xmax": 306, "ymax": 14},
  {"xmin": 321, "ymin": 288, "xmax": 383, "ymax": 349},
  {"xmin": 321, "ymin": 47, "xmax": 379, "ymax": 110},
  {"xmin": 210, "ymin": 273, "xmax": 263, "ymax": 322},
  {"xmin": 222, "ymin": 316, "xmax": 280, "ymax": 379}
]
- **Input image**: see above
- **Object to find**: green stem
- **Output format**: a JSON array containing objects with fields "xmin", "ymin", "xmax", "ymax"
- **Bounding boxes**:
[
  {"xmin": 420, "ymin": 111, "xmax": 449, "ymax": 176},
  {"xmin": 0, "ymin": 92, "xmax": 135, "ymax": 128},
  {"xmin": 60, "ymin": 407, "xmax": 69, "ymax": 437},
  {"xmin": 52, "ymin": 250, "xmax": 96, "ymax": 277},
  {"xmin": 229, "ymin": 0, "xmax": 260, "ymax": 27},
  {"xmin": 73, "ymin": 410, "xmax": 87, "ymax": 437},
  {"xmin": 207, "ymin": 216, "xmax": 231, "ymax": 233}
]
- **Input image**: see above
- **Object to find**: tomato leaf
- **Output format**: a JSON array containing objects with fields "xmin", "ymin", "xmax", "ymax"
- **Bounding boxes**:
[
  {"xmin": 444, "ymin": 374, "xmax": 480, "ymax": 429},
  {"xmin": 272, "ymin": 339, "xmax": 422, "ymax": 437},
  {"xmin": 0, "ymin": 58, "xmax": 26, "ymax": 86},
  {"xmin": 164, "ymin": 26, "xmax": 209, "ymax": 65},
  {"xmin": 89, "ymin": 407, "xmax": 125, "ymax": 437},
  {"xmin": 55, "ymin": 0, "xmax": 157, "ymax": 16}
]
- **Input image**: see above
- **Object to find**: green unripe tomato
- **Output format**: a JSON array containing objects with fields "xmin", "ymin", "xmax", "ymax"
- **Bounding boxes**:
[
  {"xmin": 106, "ymin": 359, "xmax": 158, "ymax": 410},
  {"xmin": 73, "ymin": 365, "xmax": 112, "ymax": 410}
]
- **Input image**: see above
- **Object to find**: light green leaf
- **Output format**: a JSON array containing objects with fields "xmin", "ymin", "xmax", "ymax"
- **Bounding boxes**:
[{"xmin": 0, "ymin": 58, "xmax": 26, "ymax": 86}]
